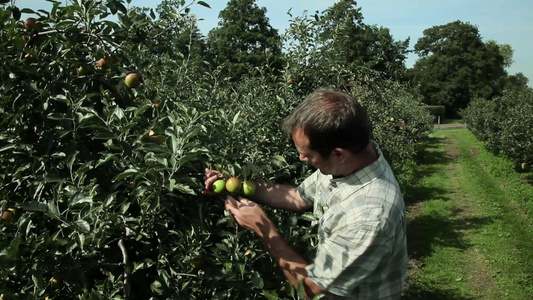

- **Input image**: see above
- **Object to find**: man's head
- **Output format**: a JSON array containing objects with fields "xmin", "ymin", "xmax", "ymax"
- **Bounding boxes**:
[{"xmin": 282, "ymin": 88, "xmax": 371, "ymax": 161}]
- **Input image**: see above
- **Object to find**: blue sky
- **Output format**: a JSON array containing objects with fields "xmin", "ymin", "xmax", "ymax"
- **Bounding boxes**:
[{"xmin": 16, "ymin": 0, "xmax": 533, "ymax": 85}]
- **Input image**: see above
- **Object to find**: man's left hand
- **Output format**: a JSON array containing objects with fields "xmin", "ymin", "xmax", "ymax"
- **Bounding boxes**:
[{"xmin": 225, "ymin": 195, "xmax": 271, "ymax": 236}]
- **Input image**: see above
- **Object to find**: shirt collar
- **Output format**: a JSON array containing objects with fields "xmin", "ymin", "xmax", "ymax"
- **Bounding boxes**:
[{"xmin": 329, "ymin": 140, "xmax": 385, "ymax": 185}]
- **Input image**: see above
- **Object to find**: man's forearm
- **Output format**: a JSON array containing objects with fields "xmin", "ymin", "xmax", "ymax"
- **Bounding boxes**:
[
  {"xmin": 251, "ymin": 182, "xmax": 310, "ymax": 211},
  {"xmin": 256, "ymin": 222, "xmax": 324, "ymax": 299}
]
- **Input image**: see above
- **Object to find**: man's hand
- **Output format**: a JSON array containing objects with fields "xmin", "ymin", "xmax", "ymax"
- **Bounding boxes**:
[
  {"xmin": 201, "ymin": 168, "xmax": 223, "ymax": 195},
  {"xmin": 225, "ymin": 196, "xmax": 325, "ymax": 299},
  {"xmin": 224, "ymin": 195, "xmax": 271, "ymax": 235}
]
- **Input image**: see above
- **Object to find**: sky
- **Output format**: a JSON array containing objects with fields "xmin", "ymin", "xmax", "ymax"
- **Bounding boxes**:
[{"xmin": 15, "ymin": 0, "xmax": 533, "ymax": 86}]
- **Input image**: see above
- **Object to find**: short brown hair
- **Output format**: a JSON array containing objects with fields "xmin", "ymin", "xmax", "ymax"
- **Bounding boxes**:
[{"xmin": 282, "ymin": 89, "xmax": 371, "ymax": 158}]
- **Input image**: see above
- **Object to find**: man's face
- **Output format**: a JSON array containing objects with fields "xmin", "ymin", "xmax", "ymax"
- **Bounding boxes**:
[{"xmin": 291, "ymin": 130, "xmax": 335, "ymax": 175}]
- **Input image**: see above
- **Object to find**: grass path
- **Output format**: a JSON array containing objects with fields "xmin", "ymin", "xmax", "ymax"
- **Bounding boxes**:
[{"xmin": 402, "ymin": 128, "xmax": 532, "ymax": 300}]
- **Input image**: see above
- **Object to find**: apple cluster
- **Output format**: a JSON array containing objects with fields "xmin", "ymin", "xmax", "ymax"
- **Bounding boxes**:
[{"xmin": 212, "ymin": 177, "xmax": 256, "ymax": 197}]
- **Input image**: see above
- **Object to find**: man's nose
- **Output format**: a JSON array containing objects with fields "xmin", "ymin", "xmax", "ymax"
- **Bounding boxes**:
[{"xmin": 299, "ymin": 154, "xmax": 308, "ymax": 162}]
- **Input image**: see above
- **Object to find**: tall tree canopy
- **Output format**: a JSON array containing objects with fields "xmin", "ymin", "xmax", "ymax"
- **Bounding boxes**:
[
  {"xmin": 207, "ymin": 0, "xmax": 283, "ymax": 79},
  {"xmin": 318, "ymin": 0, "xmax": 409, "ymax": 80},
  {"xmin": 410, "ymin": 20, "xmax": 506, "ymax": 114},
  {"xmin": 156, "ymin": 1, "xmax": 208, "ymax": 64}
]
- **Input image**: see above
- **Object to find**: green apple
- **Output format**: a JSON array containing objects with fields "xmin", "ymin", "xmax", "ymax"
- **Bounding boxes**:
[
  {"xmin": 125, "ymin": 73, "xmax": 141, "ymax": 88},
  {"xmin": 77, "ymin": 65, "xmax": 91, "ymax": 75},
  {"xmin": 212, "ymin": 179, "xmax": 226, "ymax": 194},
  {"xmin": 242, "ymin": 181, "xmax": 256, "ymax": 197},
  {"xmin": 49, "ymin": 277, "xmax": 62, "ymax": 289},
  {"xmin": 225, "ymin": 177, "xmax": 242, "ymax": 194}
]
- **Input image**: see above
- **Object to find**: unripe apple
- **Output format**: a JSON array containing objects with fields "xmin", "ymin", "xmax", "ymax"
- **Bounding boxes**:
[
  {"xmin": 1, "ymin": 211, "xmax": 12, "ymax": 223},
  {"xmin": 148, "ymin": 130, "xmax": 165, "ymax": 144},
  {"xmin": 212, "ymin": 179, "xmax": 226, "ymax": 194},
  {"xmin": 190, "ymin": 254, "xmax": 205, "ymax": 269},
  {"xmin": 125, "ymin": 73, "xmax": 141, "ymax": 88},
  {"xmin": 225, "ymin": 177, "xmax": 242, "ymax": 194},
  {"xmin": 77, "ymin": 65, "xmax": 91, "ymax": 75},
  {"xmin": 242, "ymin": 181, "xmax": 256, "ymax": 197},
  {"xmin": 49, "ymin": 277, "xmax": 62, "ymax": 289}
]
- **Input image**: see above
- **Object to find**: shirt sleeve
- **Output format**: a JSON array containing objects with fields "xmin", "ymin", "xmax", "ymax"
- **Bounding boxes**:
[
  {"xmin": 306, "ymin": 211, "xmax": 393, "ymax": 297},
  {"xmin": 296, "ymin": 170, "xmax": 320, "ymax": 206}
]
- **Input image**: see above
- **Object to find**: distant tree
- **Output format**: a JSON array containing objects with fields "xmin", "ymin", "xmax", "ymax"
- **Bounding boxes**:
[
  {"xmin": 410, "ymin": 21, "xmax": 506, "ymax": 115},
  {"xmin": 156, "ymin": 1, "xmax": 208, "ymax": 64},
  {"xmin": 505, "ymin": 72, "xmax": 530, "ymax": 90},
  {"xmin": 486, "ymin": 40, "xmax": 514, "ymax": 69},
  {"xmin": 207, "ymin": 0, "xmax": 283, "ymax": 79},
  {"xmin": 318, "ymin": 0, "xmax": 409, "ymax": 80}
]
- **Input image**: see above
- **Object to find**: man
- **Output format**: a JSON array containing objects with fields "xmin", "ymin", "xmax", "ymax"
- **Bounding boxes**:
[{"xmin": 203, "ymin": 89, "xmax": 408, "ymax": 299}]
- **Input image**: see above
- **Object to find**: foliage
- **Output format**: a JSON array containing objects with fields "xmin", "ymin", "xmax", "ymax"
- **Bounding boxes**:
[
  {"xmin": 0, "ymin": 0, "xmax": 433, "ymax": 299},
  {"xmin": 318, "ymin": 0, "xmax": 409, "ymax": 81},
  {"xmin": 207, "ymin": 0, "xmax": 283, "ymax": 80},
  {"xmin": 424, "ymin": 105, "xmax": 446, "ymax": 121},
  {"xmin": 349, "ymin": 78, "xmax": 434, "ymax": 185},
  {"xmin": 409, "ymin": 20, "xmax": 506, "ymax": 116},
  {"xmin": 461, "ymin": 87, "xmax": 533, "ymax": 169}
]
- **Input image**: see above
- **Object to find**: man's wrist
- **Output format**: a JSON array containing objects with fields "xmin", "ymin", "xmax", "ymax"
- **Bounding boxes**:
[{"xmin": 255, "ymin": 218, "xmax": 277, "ymax": 239}]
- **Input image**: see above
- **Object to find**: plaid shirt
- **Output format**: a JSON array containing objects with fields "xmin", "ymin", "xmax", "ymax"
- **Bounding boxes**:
[{"xmin": 297, "ymin": 141, "xmax": 408, "ymax": 299}]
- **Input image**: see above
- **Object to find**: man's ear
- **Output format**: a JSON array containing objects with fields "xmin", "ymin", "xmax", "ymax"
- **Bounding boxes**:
[{"xmin": 331, "ymin": 148, "xmax": 346, "ymax": 161}]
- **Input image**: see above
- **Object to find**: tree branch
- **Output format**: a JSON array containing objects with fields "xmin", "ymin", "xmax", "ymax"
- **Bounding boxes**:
[{"xmin": 118, "ymin": 238, "xmax": 131, "ymax": 299}]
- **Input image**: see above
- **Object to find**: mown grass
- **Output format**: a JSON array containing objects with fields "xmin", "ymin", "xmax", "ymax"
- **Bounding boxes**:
[{"xmin": 402, "ymin": 128, "xmax": 532, "ymax": 300}]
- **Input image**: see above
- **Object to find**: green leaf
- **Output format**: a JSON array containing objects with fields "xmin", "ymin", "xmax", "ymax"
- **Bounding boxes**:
[
  {"xmin": 134, "ymin": 259, "xmax": 154, "ymax": 272},
  {"xmin": 135, "ymin": 103, "xmax": 152, "ymax": 117},
  {"xmin": 297, "ymin": 279, "xmax": 306, "ymax": 298},
  {"xmin": 251, "ymin": 271, "xmax": 264, "ymax": 289},
  {"xmin": 232, "ymin": 111, "xmax": 241, "ymax": 125},
  {"xmin": 0, "ymin": 145, "xmax": 16, "ymax": 153},
  {"xmin": 262, "ymin": 290, "xmax": 280, "ymax": 300},
  {"xmin": 181, "ymin": 127, "xmax": 203, "ymax": 144},
  {"xmin": 197, "ymin": 1, "xmax": 211, "ymax": 8},
  {"xmin": 41, "ymin": 174, "xmax": 63, "ymax": 183},
  {"xmin": 301, "ymin": 212, "xmax": 319, "ymax": 222},
  {"xmin": 18, "ymin": 201, "xmax": 48, "ymax": 212},
  {"xmin": 93, "ymin": 132, "xmax": 116, "ymax": 140},
  {"xmin": 113, "ymin": 169, "xmax": 138, "ymax": 182},
  {"xmin": 215, "ymin": 243, "xmax": 228, "ymax": 252},
  {"xmin": 173, "ymin": 183, "xmax": 196, "ymax": 195},
  {"xmin": 46, "ymin": 201, "xmax": 60, "ymax": 219},
  {"xmin": 271, "ymin": 155, "xmax": 288, "ymax": 167},
  {"xmin": 47, "ymin": 113, "xmax": 72, "ymax": 121},
  {"xmin": 96, "ymin": 154, "xmax": 117, "ymax": 168},
  {"xmin": 69, "ymin": 192, "xmax": 93, "ymax": 206},
  {"xmin": 75, "ymin": 220, "xmax": 91, "ymax": 232}
]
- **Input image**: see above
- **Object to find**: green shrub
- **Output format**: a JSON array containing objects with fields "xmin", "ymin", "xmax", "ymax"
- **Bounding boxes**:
[
  {"xmin": 462, "ymin": 88, "xmax": 533, "ymax": 168},
  {"xmin": 424, "ymin": 105, "xmax": 446, "ymax": 123}
]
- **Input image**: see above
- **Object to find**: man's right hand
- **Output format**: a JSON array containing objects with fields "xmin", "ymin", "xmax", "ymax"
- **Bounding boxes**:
[{"xmin": 202, "ymin": 168, "xmax": 223, "ymax": 195}]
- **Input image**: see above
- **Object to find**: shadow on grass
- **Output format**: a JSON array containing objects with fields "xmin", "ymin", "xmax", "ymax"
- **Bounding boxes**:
[
  {"xmin": 404, "ymin": 136, "xmax": 454, "ymax": 207},
  {"xmin": 402, "ymin": 286, "xmax": 476, "ymax": 300},
  {"xmin": 407, "ymin": 211, "xmax": 494, "ymax": 259}
]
